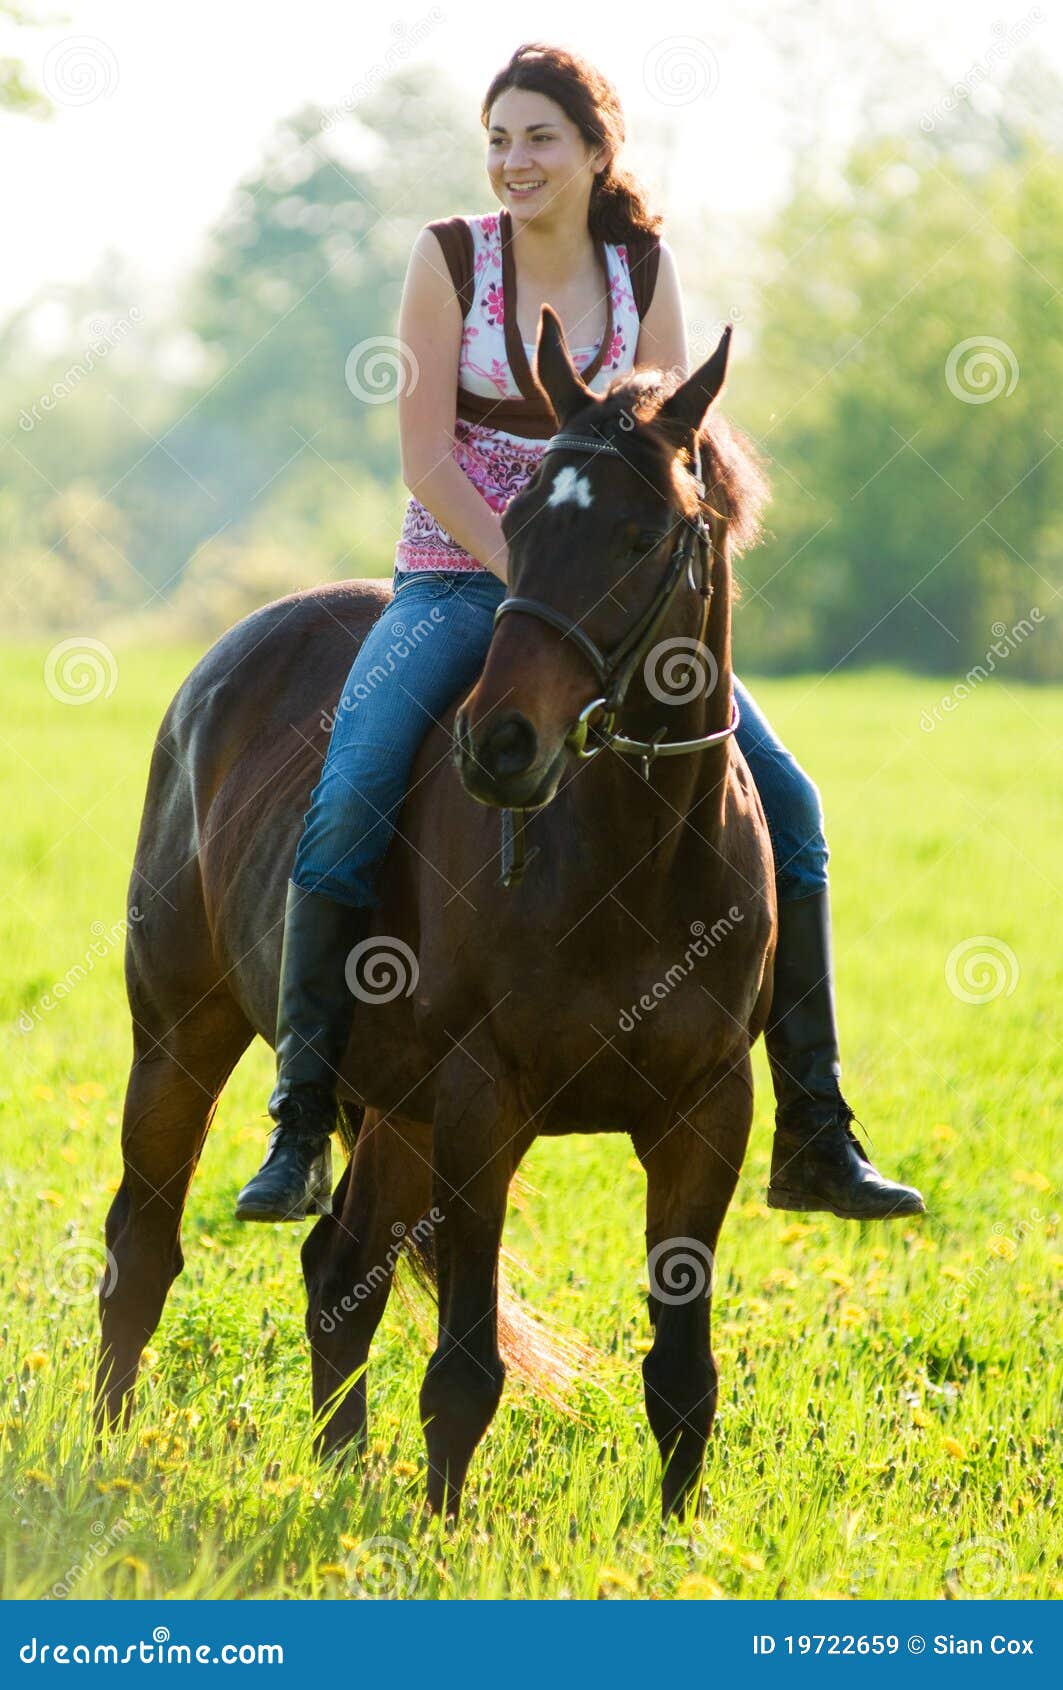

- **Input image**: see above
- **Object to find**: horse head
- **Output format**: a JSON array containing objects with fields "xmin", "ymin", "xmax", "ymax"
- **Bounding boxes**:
[{"xmin": 454, "ymin": 305, "xmax": 743, "ymax": 811}]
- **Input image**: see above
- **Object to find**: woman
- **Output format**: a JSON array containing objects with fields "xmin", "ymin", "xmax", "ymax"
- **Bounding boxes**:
[{"xmin": 235, "ymin": 42, "xmax": 924, "ymax": 1226}]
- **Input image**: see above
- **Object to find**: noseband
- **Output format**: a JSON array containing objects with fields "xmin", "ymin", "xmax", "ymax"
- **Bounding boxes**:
[{"xmin": 492, "ymin": 428, "xmax": 740, "ymax": 779}]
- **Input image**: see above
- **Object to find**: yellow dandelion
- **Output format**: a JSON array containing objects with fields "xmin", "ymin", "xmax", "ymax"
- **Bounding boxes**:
[
  {"xmin": 911, "ymin": 1407, "xmax": 931, "ymax": 1429},
  {"xmin": 120, "ymin": 1556, "xmax": 148, "ymax": 1573},
  {"xmin": 932, "ymin": 1123, "xmax": 956, "ymax": 1143},
  {"xmin": 1013, "ymin": 1170, "xmax": 1052, "ymax": 1193},
  {"xmin": 24, "ymin": 1350, "xmax": 49, "ymax": 1371},
  {"xmin": 988, "ymin": 1234, "xmax": 1018, "ymax": 1261},
  {"xmin": 597, "ymin": 1567, "xmax": 638, "ymax": 1597},
  {"xmin": 822, "ymin": 1269, "xmax": 853, "ymax": 1289},
  {"xmin": 677, "ymin": 1573, "xmax": 725, "ymax": 1599},
  {"xmin": 942, "ymin": 1436, "xmax": 967, "ymax": 1460},
  {"xmin": 36, "ymin": 1190, "xmax": 63, "ymax": 1207},
  {"xmin": 68, "ymin": 1081, "xmax": 105, "ymax": 1103},
  {"xmin": 941, "ymin": 1265, "xmax": 964, "ymax": 1282},
  {"xmin": 317, "ymin": 1563, "xmax": 348, "ymax": 1578},
  {"xmin": 739, "ymin": 1552, "xmax": 766, "ymax": 1572},
  {"xmin": 739, "ymin": 1200, "xmax": 771, "ymax": 1220},
  {"xmin": 198, "ymin": 1235, "xmax": 216, "ymax": 1250},
  {"xmin": 780, "ymin": 1223, "xmax": 814, "ymax": 1244},
  {"xmin": 23, "ymin": 1467, "xmax": 54, "ymax": 1487},
  {"xmin": 839, "ymin": 1303, "xmax": 866, "ymax": 1328},
  {"xmin": 32, "ymin": 1084, "xmax": 55, "ymax": 1102},
  {"xmin": 392, "ymin": 1460, "xmax": 418, "ymax": 1479}
]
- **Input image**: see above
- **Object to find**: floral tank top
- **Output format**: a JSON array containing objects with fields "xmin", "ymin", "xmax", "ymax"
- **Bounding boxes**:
[{"xmin": 394, "ymin": 208, "xmax": 657, "ymax": 574}]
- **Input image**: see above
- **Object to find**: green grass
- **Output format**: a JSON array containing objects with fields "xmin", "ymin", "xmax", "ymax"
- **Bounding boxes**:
[{"xmin": 1, "ymin": 643, "xmax": 1060, "ymax": 1600}]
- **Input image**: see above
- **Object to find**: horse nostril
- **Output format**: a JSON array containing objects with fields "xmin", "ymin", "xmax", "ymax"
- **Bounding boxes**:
[{"xmin": 483, "ymin": 713, "xmax": 538, "ymax": 779}]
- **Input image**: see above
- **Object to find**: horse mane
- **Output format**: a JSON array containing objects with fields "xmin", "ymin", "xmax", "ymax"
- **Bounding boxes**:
[{"xmin": 587, "ymin": 368, "xmax": 771, "ymax": 558}]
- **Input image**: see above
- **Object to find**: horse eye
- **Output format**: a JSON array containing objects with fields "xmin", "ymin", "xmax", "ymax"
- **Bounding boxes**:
[{"xmin": 625, "ymin": 533, "xmax": 662, "ymax": 559}]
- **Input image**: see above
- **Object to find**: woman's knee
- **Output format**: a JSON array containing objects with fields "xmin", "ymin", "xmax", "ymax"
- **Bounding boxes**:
[
  {"xmin": 782, "ymin": 758, "xmax": 825, "ymax": 841},
  {"xmin": 769, "ymin": 759, "xmax": 829, "ymax": 899}
]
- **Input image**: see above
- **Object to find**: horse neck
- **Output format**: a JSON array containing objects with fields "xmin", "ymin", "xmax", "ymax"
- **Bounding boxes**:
[{"xmin": 564, "ymin": 528, "xmax": 735, "ymax": 900}]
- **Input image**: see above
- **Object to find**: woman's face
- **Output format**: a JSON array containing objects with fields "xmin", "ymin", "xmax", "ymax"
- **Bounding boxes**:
[{"xmin": 486, "ymin": 87, "xmax": 607, "ymax": 228}]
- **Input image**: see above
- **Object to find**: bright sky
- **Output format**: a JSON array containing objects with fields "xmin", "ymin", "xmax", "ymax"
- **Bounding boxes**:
[{"xmin": 2, "ymin": 0, "xmax": 1059, "ymax": 319}]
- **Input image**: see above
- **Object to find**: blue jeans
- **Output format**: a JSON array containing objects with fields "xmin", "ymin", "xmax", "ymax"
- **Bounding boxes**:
[{"xmin": 291, "ymin": 567, "xmax": 829, "ymax": 909}]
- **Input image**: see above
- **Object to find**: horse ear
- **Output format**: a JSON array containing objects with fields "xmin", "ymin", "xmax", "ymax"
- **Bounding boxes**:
[
  {"xmin": 653, "ymin": 325, "xmax": 732, "ymax": 447},
  {"xmin": 533, "ymin": 304, "xmax": 594, "ymax": 427}
]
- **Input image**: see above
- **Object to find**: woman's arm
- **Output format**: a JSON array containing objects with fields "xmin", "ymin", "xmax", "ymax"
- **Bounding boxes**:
[
  {"xmin": 395, "ymin": 227, "xmax": 510, "ymax": 584},
  {"xmin": 634, "ymin": 238, "xmax": 689, "ymax": 384}
]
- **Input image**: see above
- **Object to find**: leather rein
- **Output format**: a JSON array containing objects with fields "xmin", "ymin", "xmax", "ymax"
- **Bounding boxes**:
[{"xmin": 491, "ymin": 427, "xmax": 740, "ymax": 888}]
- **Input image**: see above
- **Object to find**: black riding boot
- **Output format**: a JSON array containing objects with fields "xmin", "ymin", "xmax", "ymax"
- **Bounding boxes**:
[
  {"xmin": 235, "ymin": 878, "xmax": 373, "ymax": 1222},
  {"xmin": 764, "ymin": 889, "xmax": 925, "ymax": 1220}
]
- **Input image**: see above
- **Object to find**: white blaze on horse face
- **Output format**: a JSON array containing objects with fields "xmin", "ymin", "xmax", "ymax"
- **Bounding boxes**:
[{"xmin": 546, "ymin": 465, "xmax": 594, "ymax": 509}]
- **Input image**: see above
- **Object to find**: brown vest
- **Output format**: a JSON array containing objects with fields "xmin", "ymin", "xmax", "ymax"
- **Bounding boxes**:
[{"xmin": 427, "ymin": 208, "xmax": 662, "ymax": 441}]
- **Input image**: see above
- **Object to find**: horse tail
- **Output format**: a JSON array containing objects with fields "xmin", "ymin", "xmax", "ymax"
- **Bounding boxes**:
[
  {"xmin": 400, "ymin": 1191, "xmax": 594, "ymax": 1416},
  {"xmin": 335, "ymin": 1100, "xmax": 364, "ymax": 1160},
  {"xmin": 334, "ymin": 1105, "xmax": 593, "ymax": 1410}
]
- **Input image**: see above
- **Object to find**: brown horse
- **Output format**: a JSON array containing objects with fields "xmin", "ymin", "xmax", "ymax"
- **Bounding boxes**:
[{"xmin": 97, "ymin": 309, "xmax": 774, "ymax": 1518}]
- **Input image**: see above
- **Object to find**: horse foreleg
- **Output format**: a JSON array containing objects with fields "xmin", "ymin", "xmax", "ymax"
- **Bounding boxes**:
[
  {"xmin": 419, "ymin": 1062, "xmax": 529, "ymax": 1519},
  {"xmin": 96, "ymin": 991, "xmax": 252, "ymax": 1429},
  {"xmin": 633, "ymin": 1052, "xmax": 754, "ymax": 1518},
  {"xmin": 302, "ymin": 1110, "xmax": 432, "ymax": 1460}
]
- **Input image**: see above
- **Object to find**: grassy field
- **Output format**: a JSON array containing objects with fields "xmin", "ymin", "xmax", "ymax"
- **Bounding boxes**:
[{"xmin": 1, "ymin": 643, "xmax": 1060, "ymax": 1600}]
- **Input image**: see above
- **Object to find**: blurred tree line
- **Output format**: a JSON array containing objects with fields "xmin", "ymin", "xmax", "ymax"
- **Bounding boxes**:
[{"xmin": 0, "ymin": 48, "xmax": 1059, "ymax": 677}]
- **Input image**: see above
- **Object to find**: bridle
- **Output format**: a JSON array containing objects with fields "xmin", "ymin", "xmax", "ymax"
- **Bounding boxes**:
[{"xmin": 493, "ymin": 427, "xmax": 740, "ymax": 781}]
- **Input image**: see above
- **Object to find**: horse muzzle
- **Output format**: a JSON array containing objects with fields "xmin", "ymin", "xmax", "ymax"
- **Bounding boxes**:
[{"xmin": 453, "ymin": 707, "xmax": 567, "ymax": 810}]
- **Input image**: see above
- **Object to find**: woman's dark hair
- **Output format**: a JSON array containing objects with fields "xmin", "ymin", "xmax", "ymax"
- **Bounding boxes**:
[{"xmin": 481, "ymin": 42, "xmax": 662, "ymax": 244}]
